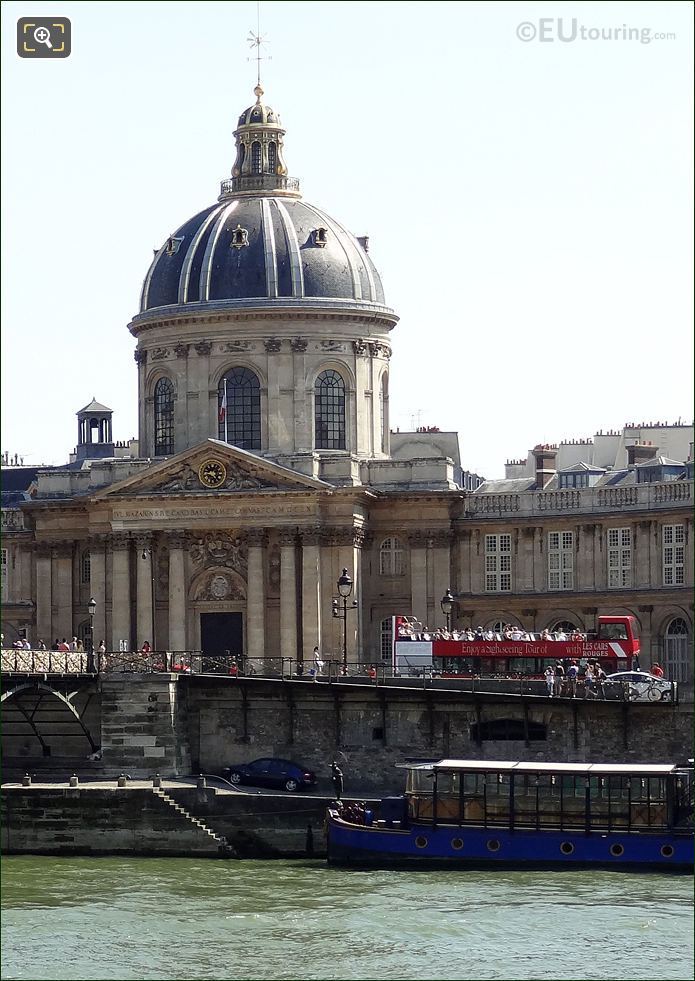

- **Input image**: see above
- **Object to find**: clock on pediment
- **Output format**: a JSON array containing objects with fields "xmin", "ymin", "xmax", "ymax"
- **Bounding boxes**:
[{"xmin": 198, "ymin": 459, "xmax": 227, "ymax": 489}]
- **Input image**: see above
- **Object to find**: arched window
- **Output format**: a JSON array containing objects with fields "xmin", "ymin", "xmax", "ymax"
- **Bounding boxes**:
[
  {"xmin": 664, "ymin": 618, "xmax": 690, "ymax": 683},
  {"xmin": 380, "ymin": 372, "xmax": 389, "ymax": 453},
  {"xmin": 153, "ymin": 378, "xmax": 175, "ymax": 456},
  {"xmin": 251, "ymin": 141, "xmax": 262, "ymax": 174},
  {"xmin": 380, "ymin": 617, "xmax": 393, "ymax": 661},
  {"xmin": 379, "ymin": 537, "xmax": 404, "ymax": 576},
  {"xmin": 315, "ymin": 370, "xmax": 346, "ymax": 450},
  {"xmin": 267, "ymin": 142, "xmax": 277, "ymax": 173},
  {"xmin": 218, "ymin": 368, "xmax": 261, "ymax": 451}
]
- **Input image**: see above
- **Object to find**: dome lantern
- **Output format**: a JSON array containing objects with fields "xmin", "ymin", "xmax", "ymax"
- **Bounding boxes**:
[{"xmin": 221, "ymin": 85, "xmax": 300, "ymax": 200}]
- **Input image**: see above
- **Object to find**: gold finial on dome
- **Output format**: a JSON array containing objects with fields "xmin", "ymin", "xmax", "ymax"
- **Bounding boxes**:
[{"xmin": 254, "ymin": 84, "xmax": 264, "ymax": 104}]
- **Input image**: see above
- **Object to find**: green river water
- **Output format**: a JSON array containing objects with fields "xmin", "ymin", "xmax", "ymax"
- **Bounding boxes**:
[{"xmin": 1, "ymin": 856, "xmax": 692, "ymax": 980}]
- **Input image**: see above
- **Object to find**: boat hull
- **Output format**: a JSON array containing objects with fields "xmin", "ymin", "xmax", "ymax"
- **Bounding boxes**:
[{"xmin": 326, "ymin": 814, "xmax": 693, "ymax": 872}]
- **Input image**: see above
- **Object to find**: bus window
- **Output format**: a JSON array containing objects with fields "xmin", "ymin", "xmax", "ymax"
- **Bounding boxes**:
[{"xmin": 598, "ymin": 623, "xmax": 628, "ymax": 641}]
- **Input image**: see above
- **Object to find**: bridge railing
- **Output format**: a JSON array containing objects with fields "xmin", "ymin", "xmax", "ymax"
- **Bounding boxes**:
[{"xmin": 1, "ymin": 648, "xmax": 93, "ymax": 674}]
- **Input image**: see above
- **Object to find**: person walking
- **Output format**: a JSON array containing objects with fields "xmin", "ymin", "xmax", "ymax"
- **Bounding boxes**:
[
  {"xmin": 554, "ymin": 661, "xmax": 565, "ymax": 696},
  {"xmin": 566, "ymin": 660, "xmax": 579, "ymax": 698},
  {"xmin": 583, "ymin": 662, "xmax": 595, "ymax": 698},
  {"xmin": 313, "ymin": 645, "xmax": 324, "ymax": 679},
  {"xmin": 331, "ymin": 761, "xmax": 344, "ymax": 800},
  {"xmin": 544, "ymin": 664, "xmax": 555, "ymax": 697}
]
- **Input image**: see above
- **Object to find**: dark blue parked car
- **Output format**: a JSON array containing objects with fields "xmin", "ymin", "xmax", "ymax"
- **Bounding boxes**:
[{"xmin": 222, "ymin": 757, "xmax": 317, "ymax": 792}]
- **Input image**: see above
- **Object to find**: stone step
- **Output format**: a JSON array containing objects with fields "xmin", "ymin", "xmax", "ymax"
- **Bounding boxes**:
[{"xmin": 151, "ymin": 786, "xmax": 232, "ymax": 853}]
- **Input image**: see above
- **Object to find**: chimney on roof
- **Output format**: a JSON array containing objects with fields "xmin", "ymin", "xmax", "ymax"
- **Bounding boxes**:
[
  {"xmin": 627, "ymin": 442, "xmax": 659, "ymax": 468},
  {"xmin": 532, "ymin": 444, "xmax": 557, "ymax": 490}
]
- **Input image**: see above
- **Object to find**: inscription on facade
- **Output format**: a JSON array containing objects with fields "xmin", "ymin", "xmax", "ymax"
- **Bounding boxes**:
[{"xmin": 112, "ymin": 504, "xmax": 315, "ymax": 520}]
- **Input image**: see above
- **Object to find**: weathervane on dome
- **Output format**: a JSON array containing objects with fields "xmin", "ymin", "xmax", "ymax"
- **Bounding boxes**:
[{"xmin": 247, "ymin": 0, "xmax": 271, "ymax": 94}]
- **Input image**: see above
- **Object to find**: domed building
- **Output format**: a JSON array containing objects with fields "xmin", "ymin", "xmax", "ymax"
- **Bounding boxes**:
[
  {"xmin": 1, "ymin": 83, "xmax": 466, "ymax": 666},
  {"xmin": 131, "ymin": 83, "xmax": 396, "ymax": 469}
]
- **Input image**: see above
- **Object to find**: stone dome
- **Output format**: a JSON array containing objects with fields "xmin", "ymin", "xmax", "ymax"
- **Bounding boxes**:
[{"xmin": 139, "ymin": 196, "xmax": 386, "ymax": 313}]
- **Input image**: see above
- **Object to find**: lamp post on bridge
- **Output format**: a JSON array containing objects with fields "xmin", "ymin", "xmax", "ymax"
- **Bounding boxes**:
[
  {"xmin": 333, "ymin": 568, "xmax": 358, "ymax": 674},
  {"xmin": 440, "ymin": 589, "xmax": 455, "ymax": 633},
  {"xmin": 88, "ymin": 596, "xmax": 96, "ymax": 671}
]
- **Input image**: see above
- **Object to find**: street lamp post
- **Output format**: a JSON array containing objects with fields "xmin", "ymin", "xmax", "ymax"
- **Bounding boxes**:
[
  {"xmin": 440, "ymin": 588, "xmax": 455, "ymax": 633},
  {"xmin": 88, "ymin": 596, "xmax": 96, "ymax": 671},
  {"xmin": 333, "ymin": 568, "xmax": 358, "ymax": 674}
]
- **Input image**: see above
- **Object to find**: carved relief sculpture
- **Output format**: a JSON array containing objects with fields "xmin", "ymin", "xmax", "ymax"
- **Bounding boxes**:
[
  {"xmin": 190, "ymin": 533, "xmax": 248, "ymax": 576},
  {"xmin": 290, "ymin": 337, "xmax": 308, "ymax": 352},
  {"xmin": 194, "ymin": 341, "xmax": 212, "ymax": 355},
  {"xmin": 264, "ymin": 337, "xmax": 282, "ymax": 353}
]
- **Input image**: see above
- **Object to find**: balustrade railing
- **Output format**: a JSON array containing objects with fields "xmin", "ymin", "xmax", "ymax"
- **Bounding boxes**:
[{"xmin": 466, "ymin": 480, "xmax": 692, "ymax": 516}]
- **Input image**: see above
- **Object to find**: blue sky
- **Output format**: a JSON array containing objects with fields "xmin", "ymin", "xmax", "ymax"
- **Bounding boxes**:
[{"xmin": 1, "ymin": 0, "xmax": 692, "ymax": 477}]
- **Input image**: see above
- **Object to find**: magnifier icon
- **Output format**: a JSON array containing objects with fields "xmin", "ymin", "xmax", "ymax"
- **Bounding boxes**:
[{"xmin": 33, "ymin": 26, "xmax": 53, "ymax": 49}]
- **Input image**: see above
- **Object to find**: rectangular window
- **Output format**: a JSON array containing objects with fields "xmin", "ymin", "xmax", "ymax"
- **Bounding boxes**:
[
  {"xmin": 80, "ymin": 551, "xmax": 91, "ymax": 585},
  {"xmin": 484, "ymin": 534, "xmax": 512, "ymax": 592},
  {"xmin": 607, "ymin": 527, "xmax": 632, "ymax": 588},
  {"xmin": 663, "ymin": 524, "xmax": 685, "ymax": 586},
  {"xmin": 548, "ymin": 531, "xmax": 574, "ymax": 590},
  {"xmin": 0, "ymin": 548, "xmax": 7, "ymax": 599}
]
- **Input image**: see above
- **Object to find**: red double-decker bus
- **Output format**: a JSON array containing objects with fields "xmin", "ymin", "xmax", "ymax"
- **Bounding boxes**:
[{"xmin": 390, "ymin": 615, "xmax": 640, "ymax": 678}]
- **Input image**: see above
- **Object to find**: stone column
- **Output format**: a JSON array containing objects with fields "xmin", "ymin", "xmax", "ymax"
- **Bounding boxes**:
[
  {"xmin": 456, "ymin": 530, "xmax": 472, "ymax": 595},
  {"xmin": 135, "ymin": 534, "xmax": 154, "ymax": 651},
  {"xmin": 634, "ymin": 520, "xmax": 652, "ymax": 589},
  {"xmin": 409, "ymin": 533, "xmax": 428, "ymax": 626},
  {"xmin": 168, "ymin": 533, "xmax": 187, "ymax": 654},
  {"xmin": 279, "ymin": 531, "xmax": 298, "ymax": 665},
  {"xmin": 89, "ymin": 535, "xmax": 107, "ymax": 651},
  {"xmin": 431, "ymin": 532, "xmax": 451, "ymax": 628},
  {"xmin": 110, "ymin": 535, "xmax": 132, "ymax": 651},
  {"xmin": 36, "ymin": 546, "xmax": 52, "ymax": 644},
  {"xmin": 301, "ymin": 528, "xmax": 321, "ymax": 659},
  {"xmin": 53, "ymin": 543, "xmax": 74, "ymax": 641},
  {"xmin": 134, "ymin": 349, "xmax": 148, "ymax": 456},
  {"xmin": 577, "ymin": 523, "xmax": 596, "ymax": 591},
  {"xmin": 246, "ymin": 529, "xmax": 267, "ymax": 666},
  {"xmin": 191, "ymin": 340, "xmax": 212, "ymax": 446}
]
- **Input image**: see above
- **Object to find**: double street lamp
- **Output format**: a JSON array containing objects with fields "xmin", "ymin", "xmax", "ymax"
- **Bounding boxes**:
[
  {"xmin": 333, "ymin": 568, "xmax": 358, "ymax": 673},
  {"xmin": 440, "ymin": 588, "xmax": 455, "ymax": 633}
]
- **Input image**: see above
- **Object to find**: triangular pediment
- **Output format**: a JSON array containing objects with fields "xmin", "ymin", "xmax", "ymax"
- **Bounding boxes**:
[{"xmin": 92, "ymin": 440, "xmax": 333, "ymax": 499}]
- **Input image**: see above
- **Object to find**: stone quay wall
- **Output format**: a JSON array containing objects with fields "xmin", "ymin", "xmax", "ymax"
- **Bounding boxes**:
[
  {"xmin": 0, "ymin": 784, "xmax": 334, "ymax": 858},
  {"xmin": 186, "ymin": 678, "xmax": 694, "ymax": 794}
]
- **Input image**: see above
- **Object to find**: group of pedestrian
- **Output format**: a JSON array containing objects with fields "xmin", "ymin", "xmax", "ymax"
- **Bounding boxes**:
[{"xmin": 544, "ymin": 660, "xmax": 607, "ymax": 698}]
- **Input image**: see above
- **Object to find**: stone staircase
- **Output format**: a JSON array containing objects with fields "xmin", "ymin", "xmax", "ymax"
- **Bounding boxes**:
[{"xmin": 152, "ymin": 787, "xmax": 236, "ymax": 857}]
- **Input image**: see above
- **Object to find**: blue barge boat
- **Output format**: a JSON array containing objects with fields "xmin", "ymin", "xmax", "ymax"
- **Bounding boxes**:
[{"xmin": 326, "ymin": 760, "xmax": 694, "ymax": 871}]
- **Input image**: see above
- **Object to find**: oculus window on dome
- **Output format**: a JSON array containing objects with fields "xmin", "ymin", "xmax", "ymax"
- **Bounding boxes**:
[
  {"xmin": 218, "ymin": 368, "xmax": 261, "ymax": 451},
  {"xmin": 315, "ymin": 370, "xmax": 346, "ymax": 450}
]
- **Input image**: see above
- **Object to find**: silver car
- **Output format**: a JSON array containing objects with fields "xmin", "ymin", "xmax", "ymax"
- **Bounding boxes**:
[{"xmin": 605, "ymin": 671, "xmax": 675, "ymax": 702}]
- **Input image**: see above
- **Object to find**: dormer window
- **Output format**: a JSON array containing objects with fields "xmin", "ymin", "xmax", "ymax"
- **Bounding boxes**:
[
  {"xmin": 164, "ymin": 236, "xmax": 184, "ymax": 256},
  {"xmin": 313, "ymin": 227, "xmax": 328, "ymax": 247},
  {"xmin": 231, "ymin": 225, "xmax": 249, "ymax": 249}
]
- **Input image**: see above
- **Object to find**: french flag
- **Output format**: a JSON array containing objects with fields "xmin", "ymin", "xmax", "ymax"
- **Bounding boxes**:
[{"xmin": 219, "ymin": 386, "xmax": 227, "ymax": 424}]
